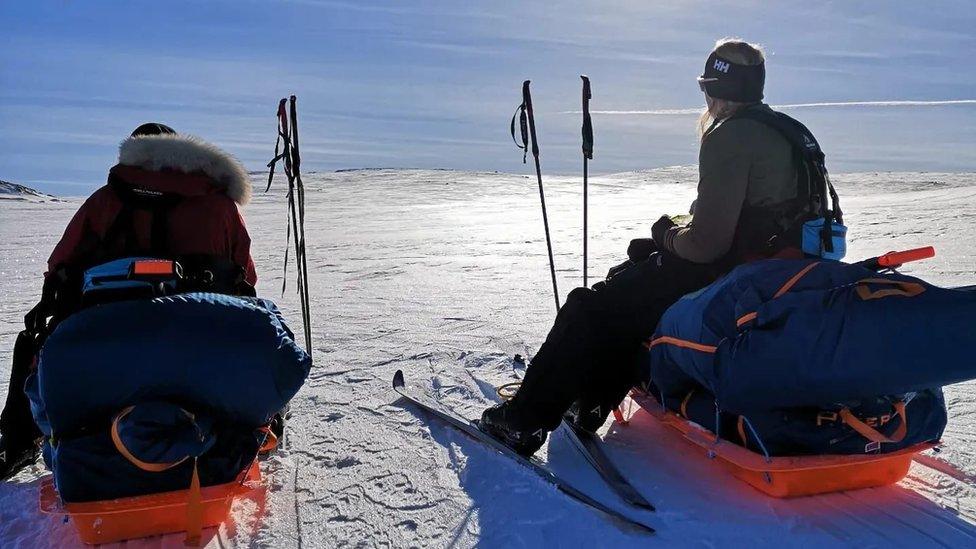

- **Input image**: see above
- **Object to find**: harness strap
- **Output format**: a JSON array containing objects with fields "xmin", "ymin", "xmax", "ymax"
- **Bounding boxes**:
[
  {"xmin": 729, "ymin": 105, "xmax": 841, "ymax": 253},
  {"xmin": 149, "ymin": 206, "xmax": 170, "ymax": 255},
  {"xmin": 99, "ymin": 174, "xmax": 183, "ymax": 263}
]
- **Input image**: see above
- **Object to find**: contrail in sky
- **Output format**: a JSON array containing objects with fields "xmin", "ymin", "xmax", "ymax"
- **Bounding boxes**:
[{"xmin": 567, "ymin": 99, "xmax": 976, "ymax": 115}]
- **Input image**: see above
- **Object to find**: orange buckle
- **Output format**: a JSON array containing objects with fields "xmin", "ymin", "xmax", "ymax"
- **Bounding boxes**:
[{"xmin": 132, "ymin": 259, "xmax": 176, "ymax": 277}]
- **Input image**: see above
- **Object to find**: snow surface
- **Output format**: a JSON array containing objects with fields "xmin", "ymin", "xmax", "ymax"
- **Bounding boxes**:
[{"xmin": 1, "ymin": 167, "xmax": 975, "ymax": 548}]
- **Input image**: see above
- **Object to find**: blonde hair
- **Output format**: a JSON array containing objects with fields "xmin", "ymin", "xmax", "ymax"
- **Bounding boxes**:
[{"xmin": 698, "ymin": 38, "xmax": 766, "ymax": 139}]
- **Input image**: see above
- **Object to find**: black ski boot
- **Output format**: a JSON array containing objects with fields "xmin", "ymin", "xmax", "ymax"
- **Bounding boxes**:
[
  {"xmin": 563, "ymin": 400, "xmax": 610, "ymax": 434},
  {"xmin": 479, "ymin": 401, "xmax": 547, "ymax": 457},
  {"xmin": 0, "ymin": 435, "xmax": 40, "ymax": 481}
]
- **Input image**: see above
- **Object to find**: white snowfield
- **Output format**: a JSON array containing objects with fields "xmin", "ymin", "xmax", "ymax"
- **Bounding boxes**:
[{"xmin": 1, "ymin": 168, "xmax": 975, "ymax": 548}]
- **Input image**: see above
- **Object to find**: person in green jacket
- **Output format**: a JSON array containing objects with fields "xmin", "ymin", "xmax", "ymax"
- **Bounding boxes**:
[{"xmin": 481, "ymin": 38, "xmax": 823, "ymax": 456}]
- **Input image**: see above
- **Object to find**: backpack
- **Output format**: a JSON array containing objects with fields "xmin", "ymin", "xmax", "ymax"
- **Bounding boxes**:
[{"xmin": 728, "ymin": 105, "xmax": 846, "ymax": 260}]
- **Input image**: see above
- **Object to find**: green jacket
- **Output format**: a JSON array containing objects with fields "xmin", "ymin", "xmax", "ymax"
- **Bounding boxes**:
[{"xmin": 662, "ymin": 104, "xmax": 798, "ymax": 264}]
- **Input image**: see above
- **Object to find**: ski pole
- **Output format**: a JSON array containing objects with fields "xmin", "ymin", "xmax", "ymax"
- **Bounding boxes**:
[
  {"xmin": 580, "ymin": 75, "xmax": 593, "ymax": 288},
  {"xmin": 267, "ymin": 96, "xmax": 313, "ymax": 358},
  {"xmin": 288, "ymin": 95, "xmax": 313, "ymax": 356},
  {"xmin": 512, "ymin": 80, "xmax": 560, "ymax": 313}
]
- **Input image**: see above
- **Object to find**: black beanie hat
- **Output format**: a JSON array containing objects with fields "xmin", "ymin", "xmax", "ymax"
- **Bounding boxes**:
[{"xmin": 130, "ymin": 122, "xmax": 177, "ymax": 137}]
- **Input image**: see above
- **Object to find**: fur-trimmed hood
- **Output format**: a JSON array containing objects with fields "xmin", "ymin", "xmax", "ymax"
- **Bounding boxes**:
[{"xmin": 117, "ymin": 134, "xmax": 251, "ymax": 205}]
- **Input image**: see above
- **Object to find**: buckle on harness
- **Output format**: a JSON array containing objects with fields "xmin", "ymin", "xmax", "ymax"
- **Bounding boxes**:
[{"xmin": 129, "ymin": 259, "xmax": 182, "ymax": 280}]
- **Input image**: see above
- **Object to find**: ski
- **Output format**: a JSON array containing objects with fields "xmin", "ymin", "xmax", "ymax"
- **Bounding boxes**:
[
  {"xmin": 559, "ymin": 420, "xmax": 655, "ymax": 510},
  {"xmin": 392, "ymin": 370, "xmax": 655, "ymax": 534}
]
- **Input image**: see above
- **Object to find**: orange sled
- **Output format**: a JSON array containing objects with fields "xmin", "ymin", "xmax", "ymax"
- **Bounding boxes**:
[
  {"xmin": 39, "ymin": 462, "xmax": 263, "ymax": 545},
  {"xmin": 630, "ymin": 393, "xmax": 936, "ymax": 498}
]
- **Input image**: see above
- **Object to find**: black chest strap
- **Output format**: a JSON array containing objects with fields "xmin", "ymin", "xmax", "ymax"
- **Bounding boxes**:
[{"xmin": 100, "ymin": 174, "xmax": 183, "ymax": 261}]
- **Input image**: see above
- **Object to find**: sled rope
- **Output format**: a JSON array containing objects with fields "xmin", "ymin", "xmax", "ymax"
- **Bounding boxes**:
[{"xmin": 496, "ymin": 382, "xmax": 521, "ymax": 401}]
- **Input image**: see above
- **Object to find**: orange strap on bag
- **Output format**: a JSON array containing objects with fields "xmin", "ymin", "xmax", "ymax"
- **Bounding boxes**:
[
  {"xmin": 838, "ymin": 401, "xmax": 908, "ymax": 444},
  {"xmin": 110, "ymin": 406, "xmax": 189, "ymax": 472},
  {"xmin": 679, "ymin": 390, "xmax": 695, "ymax": 419},
  {"xmin": 184, "ymin": 458, "xmax": 202, "ymax": 546},
  {"xmin": 110, "ymin": 406, "xmax": 204, "ymax": 546}
]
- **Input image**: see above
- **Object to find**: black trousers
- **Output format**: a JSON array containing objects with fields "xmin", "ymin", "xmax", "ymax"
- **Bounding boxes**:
[
  {"xmin": 511, "ymin": 252, "xmax": 717, "ymax": 431},
  {"xmin": 0, "ymin": 331, "xmax": 42, "ymax": 443}
]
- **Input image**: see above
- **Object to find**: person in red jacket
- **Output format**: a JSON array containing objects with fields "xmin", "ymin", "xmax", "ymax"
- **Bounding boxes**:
[
  {"xmin": 0, "ymin": 123, "xmax": 257, "ymax": 480},
  {"xmin": 49, "ymin": 122, "xmax": 257, "ymax": 283}
]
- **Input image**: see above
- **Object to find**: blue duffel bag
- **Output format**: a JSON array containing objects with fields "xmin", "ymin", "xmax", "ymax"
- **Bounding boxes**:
[
  {"xmin": 29, "ymin": 292, "xmax": 311, "ymax": 435},
  {"xmin": 41, "ymin": 401, "xmax": 262, "ymax": 502},
  {"xmin": 647, "ymin": 259, "xmax": 976, "ymax": 414}
]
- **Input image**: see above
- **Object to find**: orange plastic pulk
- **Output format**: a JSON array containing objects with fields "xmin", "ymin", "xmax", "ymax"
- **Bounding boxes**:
[
  {"xmin": 630, "ymin": 391, "xmax": 935, "ymax": 498},
  {"xmin": 877, "ymin": 246, "xmax": 935, "ymax": 268},
  {"xmin": 39, "ymin": 463, "xmax": 263, "ymax": 545},
  {"xmin": 132, "ymin": 259, "xmax": 176, "ymax": 276}
]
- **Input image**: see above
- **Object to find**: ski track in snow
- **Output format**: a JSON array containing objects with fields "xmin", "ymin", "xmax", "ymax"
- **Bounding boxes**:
[{"xmin": 1, "ymin": 167, "xmax": 975, "ymax": 548}]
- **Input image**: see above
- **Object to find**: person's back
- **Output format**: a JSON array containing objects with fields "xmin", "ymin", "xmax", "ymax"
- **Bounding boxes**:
[
  {"xmin": 49, "ymin": 123, "xmax": 257, "ymax": 284},
  {"xmin": 661, "ymin": 105, "xmax": 799, "ymax": 265},
  {"xmin": 0, "ymin": 123, "xmax": 257, "ymax": 480}
]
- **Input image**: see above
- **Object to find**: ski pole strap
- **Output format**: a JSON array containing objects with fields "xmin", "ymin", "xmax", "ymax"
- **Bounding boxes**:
[
  {"xmin": 510, "ymin": 103, "xmax": 528, "ymax": 163},
  {"xmin": 267, "ymin": 99, "xmax": 291, "ymax": 191}
]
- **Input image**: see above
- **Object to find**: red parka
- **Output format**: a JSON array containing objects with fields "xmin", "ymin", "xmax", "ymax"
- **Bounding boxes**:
[{"xmin": 48, "ymin": 133, "xmax": 257, "ymax": 285}]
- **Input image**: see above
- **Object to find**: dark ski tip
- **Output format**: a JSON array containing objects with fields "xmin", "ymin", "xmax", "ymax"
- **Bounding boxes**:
[{"xmin": 393, "ymin": 369, "xmax": 405, "ymax": 390}]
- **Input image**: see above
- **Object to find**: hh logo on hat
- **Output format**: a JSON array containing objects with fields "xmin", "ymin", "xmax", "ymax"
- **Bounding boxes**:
[{"xmin": 713, "ymin": 59, "xmax": 730, "ymax": 73}]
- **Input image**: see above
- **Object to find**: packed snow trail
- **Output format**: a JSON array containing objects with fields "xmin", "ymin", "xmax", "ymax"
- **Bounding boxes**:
[{"xmin": 1, "ymin": 168, "xmax": 975, "ymax": 547}]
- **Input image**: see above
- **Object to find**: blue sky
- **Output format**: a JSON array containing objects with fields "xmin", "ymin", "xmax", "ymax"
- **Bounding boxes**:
[{"xmin": 2, "ymin": 1, "xmax": 974, "ymax": 195}]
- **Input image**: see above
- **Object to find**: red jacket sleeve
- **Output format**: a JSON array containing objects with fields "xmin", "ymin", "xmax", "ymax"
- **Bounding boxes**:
[{"xmin": 229, "ymin": 208, "xmax": 258, "ymax": 286}]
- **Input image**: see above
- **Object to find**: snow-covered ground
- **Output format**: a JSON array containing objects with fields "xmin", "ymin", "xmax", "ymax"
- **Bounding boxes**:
[{"xmin": 1, "ymin": 168, "xmax": 975, "ymax": 548}]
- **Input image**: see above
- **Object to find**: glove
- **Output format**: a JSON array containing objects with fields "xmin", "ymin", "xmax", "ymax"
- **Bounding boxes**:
[
  {"xmin": 605, "ymin": 259, "xmax": 634, "ymax": 282},
  {"xmin": 626, "ymin": 238, "xmax": 657, "ymax": 263},
  {"xmin": 651, "ymin": 215, "xmax": 677, "ymax": 248}
]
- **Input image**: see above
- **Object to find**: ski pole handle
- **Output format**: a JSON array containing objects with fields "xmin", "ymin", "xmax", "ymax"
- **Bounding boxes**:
[
  {"xmin": 522, "ymin": 80, "xmax": 540, "ymax": 158},
  {"xmin": 581, "ymin": 75, "xmax": 593, "ymax": 160}
]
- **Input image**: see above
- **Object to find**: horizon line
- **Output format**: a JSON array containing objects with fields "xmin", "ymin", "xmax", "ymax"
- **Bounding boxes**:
[{"xmin": 566, "ymin": 99, "xmax": 976, "ymax": 115}]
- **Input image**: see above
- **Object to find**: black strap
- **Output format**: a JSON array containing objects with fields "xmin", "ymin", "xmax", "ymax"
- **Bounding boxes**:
[
  {"xmin": 149, "ymin": 206, "xmax": 170, "ymax": 254},
  {"xmin": 100, "ymin": 173, "xmax": 182, "ymax": 261},
  {"xmin": 510, "ymin": 103, "xmax": 528, "ymax": 163}
]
